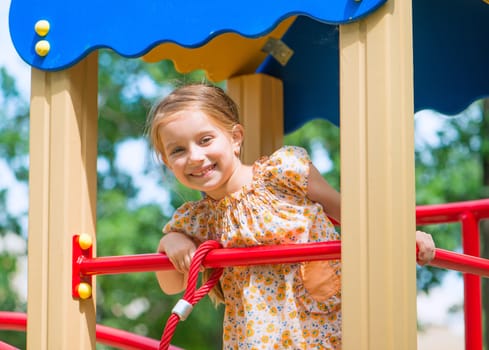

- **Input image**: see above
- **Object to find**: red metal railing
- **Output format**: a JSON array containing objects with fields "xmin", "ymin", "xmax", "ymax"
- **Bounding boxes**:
[
  {"xmin": 0, "ymin": 311, "xmax": 183, "ymax": 350},
  {"xmin": 416, "ymin": 198, "xmax": 489, "ymax": 350},
  {"xmin": 2, "ymin": 199, "xmax": 489, "ymax": 349}
]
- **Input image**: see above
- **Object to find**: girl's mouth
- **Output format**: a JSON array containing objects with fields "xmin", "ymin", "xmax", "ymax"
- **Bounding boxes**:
[{"xmin": 190, "ymin": 164, "xmax": 216, "ymax": 177}]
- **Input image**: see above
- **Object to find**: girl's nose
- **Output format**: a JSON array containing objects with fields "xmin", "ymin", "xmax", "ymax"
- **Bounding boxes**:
[{"xmin": 188, "ymin": 145, "xmax": 205, "ymax": 163}]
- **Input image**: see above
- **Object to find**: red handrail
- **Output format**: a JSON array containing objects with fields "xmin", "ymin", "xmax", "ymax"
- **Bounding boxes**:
[
  {"xmin": 78, "ymin": 241, "xmax": 342, "ymax": 276},
  {"xmin": 0, "ymin": 311, "xmax": 184, "ymax": 350},
  {"xmin": 5, "ymin": 198, "xmax": 485, "ymax": 350},
  {"xmin": 416, "ymin": 198, "xmax": 489, "ymax": 225},
  {"xmin": 75, "ymin": 241, "xmax": 488, "ymax": 278}
]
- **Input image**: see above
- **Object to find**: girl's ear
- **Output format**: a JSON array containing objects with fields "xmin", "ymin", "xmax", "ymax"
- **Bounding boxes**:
[{"xmin": 231, "ymin": 124, "xmax": 244, "ymax": 156}]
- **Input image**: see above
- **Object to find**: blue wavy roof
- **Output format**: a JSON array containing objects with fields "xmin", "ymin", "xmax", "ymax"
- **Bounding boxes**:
[
  {"xmin": 8, "ymin": 0, "xmax": 489, "ymax": 132},
  {"xmin": 8, "ymin": 0, "xmax": 385, "ymax": 71}
]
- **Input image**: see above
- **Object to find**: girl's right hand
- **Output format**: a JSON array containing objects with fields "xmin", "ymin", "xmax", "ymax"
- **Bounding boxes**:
[{"xmin": 158, "ymin": 232, "xmax": 197, "ymax": 274}]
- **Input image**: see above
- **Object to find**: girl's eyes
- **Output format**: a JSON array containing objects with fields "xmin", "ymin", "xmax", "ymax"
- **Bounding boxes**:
[
  {"xmin": 200, "ymin": 136, "xmax": 213, "ymax": 145},
  {"xmin": 167, "ymin": 136, "xmax": 213, "ymax": 156},
  {"xmin": 169, "ymin": 147, "xmax": 184, "ymax": 155}
]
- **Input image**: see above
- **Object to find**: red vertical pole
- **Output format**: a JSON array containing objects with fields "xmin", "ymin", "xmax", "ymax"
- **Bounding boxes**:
[{"xmin": 461, "ymin": 211, "xmax": 482, "ymax": 350}]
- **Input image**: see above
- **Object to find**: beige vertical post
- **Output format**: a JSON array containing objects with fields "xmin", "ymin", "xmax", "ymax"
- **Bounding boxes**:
[
  {"xmin": 27, "ymin": 53, "xmax": 98, "ymax": 349},
  {"xmin": 339, "ymin": 1, "xmax": 417, "ymax": 349},
  {"xmin": 227, "ymin": 73, "xmax": 284, "ymax": 163}
]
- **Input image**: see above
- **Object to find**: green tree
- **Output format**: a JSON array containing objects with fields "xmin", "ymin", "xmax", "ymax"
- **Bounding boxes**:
[{"xmin": 0, "ymin": 67, "xmax": 29, "ymax": 349}]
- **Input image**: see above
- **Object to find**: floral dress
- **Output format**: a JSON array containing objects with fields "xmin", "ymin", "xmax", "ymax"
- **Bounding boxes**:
[{"xmin": 163, "ymin": 146, "xmax": 342, "ymax": 349}]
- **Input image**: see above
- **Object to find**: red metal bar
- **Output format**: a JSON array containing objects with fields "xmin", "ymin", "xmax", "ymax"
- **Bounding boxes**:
[
  {"xmin": 461, "ymin": 212, "xmax": 483, "ymax": 350},
  {"xmin": 429, "ymin": 249, "xmax": 489, "ymax": 278},
  {"xmin": 416, "ymin": 198, "xmax": 489, "ymax": 225},
  {"xmin": 78, "ymin": 241, "xmax": 342, "ymax": 276},
  {"xmin": 0, "ymin": 312, "xmax": 26, "ymax": 332},
  {"xmin": 0, "ymin": 340, "xmax": 20, "ymax": 350},
  {"xmin": 96, "ymin": 324, "xmax": 183, "ymax": 350},
  {"xmin": 0, "ymin": 312, "xmax": 184, "ymax": 350},
  {"xmin": 74, "ymin": 241, "xmax": 489, "ymax": 278}
]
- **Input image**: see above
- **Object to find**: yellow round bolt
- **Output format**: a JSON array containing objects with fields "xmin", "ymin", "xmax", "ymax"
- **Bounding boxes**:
[
  {"xmin": 35, "ymin": 40, "xmax": 50, "ymax": 57},
  {"xmin": 34, "ymin": 19, "xmax": 50, "ymax": 36},
  {"xmin": 77, "ymin": 283, "xmax": 92, "ymax": 300},
  {"xmin": 78, "ymin": 233, "xmax": 93, "ymax": 250}
]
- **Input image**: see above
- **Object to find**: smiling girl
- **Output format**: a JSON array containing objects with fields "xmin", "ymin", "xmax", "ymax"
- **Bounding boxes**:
[{"xmin": 147, "ymin": 83, "xmax": 435, "ymax": 349}]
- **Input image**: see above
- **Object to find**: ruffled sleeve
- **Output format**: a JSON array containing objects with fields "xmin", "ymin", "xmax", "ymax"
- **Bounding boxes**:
[
  {"xmin": 162, "ymin": 201, "xmax": 212, "ymax": 242},
  {"xmin": 259, "ymin": 146, "xmax": 312, "ymax": 198}
]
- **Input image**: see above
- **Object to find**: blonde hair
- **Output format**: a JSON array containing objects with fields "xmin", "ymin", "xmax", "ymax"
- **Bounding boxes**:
[{"xmin": 147, "ymin": 83, "xmax": 241, "ymax": 163}]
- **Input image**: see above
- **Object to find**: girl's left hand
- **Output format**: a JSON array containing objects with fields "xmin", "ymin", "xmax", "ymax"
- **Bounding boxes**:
[{"xmin": 415, "ymin": 230, "xmax": 436, "ymax": 266}]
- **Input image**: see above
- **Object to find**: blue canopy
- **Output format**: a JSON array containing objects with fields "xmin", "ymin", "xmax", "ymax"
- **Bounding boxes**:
[{"xmin": 8, "ymin": 0, "xmax": 489, "ymax": 132}]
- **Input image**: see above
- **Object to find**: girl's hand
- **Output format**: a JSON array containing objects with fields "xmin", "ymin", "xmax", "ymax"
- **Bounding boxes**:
[
  {"xmin": 158, "ymin": 232, "xmax": 197, "ymax": 273},
  {"xmin": 415, "ymin": 230, "xmax": 436, "ymax": 266}
]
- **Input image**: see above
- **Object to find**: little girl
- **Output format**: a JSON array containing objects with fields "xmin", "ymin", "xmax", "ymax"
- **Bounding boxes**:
[{"xmin": 147, "ymin": 83, "xmax": 435, "ymax": 349}]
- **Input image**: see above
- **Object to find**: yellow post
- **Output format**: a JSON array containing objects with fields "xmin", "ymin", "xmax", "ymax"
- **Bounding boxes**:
[
  {"xmin": 27, "ymin": 53, "xmax": 98, "ymax": 349},
  {"xmin": 226, "ymin": 73, "xmax": 284, "ymax": 163},
  {"xmin": 340, "ymin": 1, "xmax": 417, "ymax": 349}
]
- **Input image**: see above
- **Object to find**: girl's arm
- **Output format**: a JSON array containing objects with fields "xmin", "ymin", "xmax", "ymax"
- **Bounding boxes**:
[
  {"xmin": 307, "ymin": 164, "xmax": 341, "ymax": 223},
  {"xmin": 155, "ymin": 232, "xmax": 198, "ymax": 294}
]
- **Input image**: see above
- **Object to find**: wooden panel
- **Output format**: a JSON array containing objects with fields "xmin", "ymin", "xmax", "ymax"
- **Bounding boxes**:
[
  {"xmin": 227, "ymin": 74, "xmax": 283, "ymax": 164},
  {"xmin": 27, "ymin": 53, "xmax": 98, "ymax": 349},
  {"xmin": 339, "ymin": 1, "xmax": 417, "ymax": 349}
]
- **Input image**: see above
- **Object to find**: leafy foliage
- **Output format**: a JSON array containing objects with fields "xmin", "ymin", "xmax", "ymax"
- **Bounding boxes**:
[{"xmin": 0, "ymin": 67, "xmax": 28, "ymax": 349}]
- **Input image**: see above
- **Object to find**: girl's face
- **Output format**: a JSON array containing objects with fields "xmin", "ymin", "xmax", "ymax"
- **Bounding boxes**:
[{"xmin": 158, "ymin": 110, "xmax": 243, "ymax": 199}]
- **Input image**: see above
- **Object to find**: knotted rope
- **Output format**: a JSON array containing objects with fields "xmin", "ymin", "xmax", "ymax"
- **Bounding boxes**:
[{"xmin": 159, "ymin": 240, "xmax": 223, "ymax": 350}]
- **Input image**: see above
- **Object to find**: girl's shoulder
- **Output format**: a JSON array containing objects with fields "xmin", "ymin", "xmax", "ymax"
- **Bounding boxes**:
[
  {"xmin": 253, "ymin": 146, "xmax": 311, "ymax": 194},
  {"xmin": 255, "ymin": 145, "xmax": 311, "ymax": 170}
]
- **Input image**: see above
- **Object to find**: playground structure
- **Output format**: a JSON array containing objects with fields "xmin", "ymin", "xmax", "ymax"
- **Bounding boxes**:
[
  {"xmin": 4, "ymin": 0, "xmax": 489, "ymax": 349},
  {"xmin": 1, "ymin": 199, "xmax": 489, "ymax": 349}
]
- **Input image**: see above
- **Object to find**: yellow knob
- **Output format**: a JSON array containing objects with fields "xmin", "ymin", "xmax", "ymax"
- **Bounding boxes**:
[
  {"xmin": 77, "ymin": 283, "xmax": 92, "ymax": 300},
  {"xmin": 78, "ymin": 233, "xmax": 93, "ymax": 250},
  {"xmin": 35, "ymin": 40, "xmax": 50, "ymax": 57},
  {"xmin": 34, "ymin": 20, "xmax": 50, "ymax": 36}
]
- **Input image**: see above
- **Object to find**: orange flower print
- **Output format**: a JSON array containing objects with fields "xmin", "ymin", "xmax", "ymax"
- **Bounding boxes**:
[
  {"xmin": 257, "ymin": 302, "xmax": 266, "ymax": 311},
  {"xmin": 281, "ymin": 330, "xmax": 293, "ymax": 347},
  {"xmin": 245, "ymin": 302, "xmax": 253, "ymax": 312},
  {"xmin": 276, "ymin": 285, "xmax": 286, "ymax": 301},
  {"xmin": 223, "ymin": 325, "xmax": 232, "ymax": 341},
  {"xmin": 266, "ymin": 323, "xmax": 276, "ymax": 333},
  {"xmin": 330, "ymin": 335, "xmax": 340, "ymax": 347},
  {"xmin": 269, "ymin": 306, "xmax": 278, "ymax": 316},
  {"xmin": 246, "ymin": 321, "xmax": 255, "ymax": 337}
]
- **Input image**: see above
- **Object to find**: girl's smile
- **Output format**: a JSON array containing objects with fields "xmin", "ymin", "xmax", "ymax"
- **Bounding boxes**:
[
  {"xmin": 189, "ymin": 164, "xmax": 216, "ymax": 177},
  {"xmin": 158, "ymin": 110, "xmax": 251, "ymax": 199}
]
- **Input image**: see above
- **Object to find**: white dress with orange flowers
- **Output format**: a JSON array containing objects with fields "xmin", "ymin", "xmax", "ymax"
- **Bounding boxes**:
[{"xmin": 163, "ymin": 146, "xmax": 342, "ymax": 349}]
